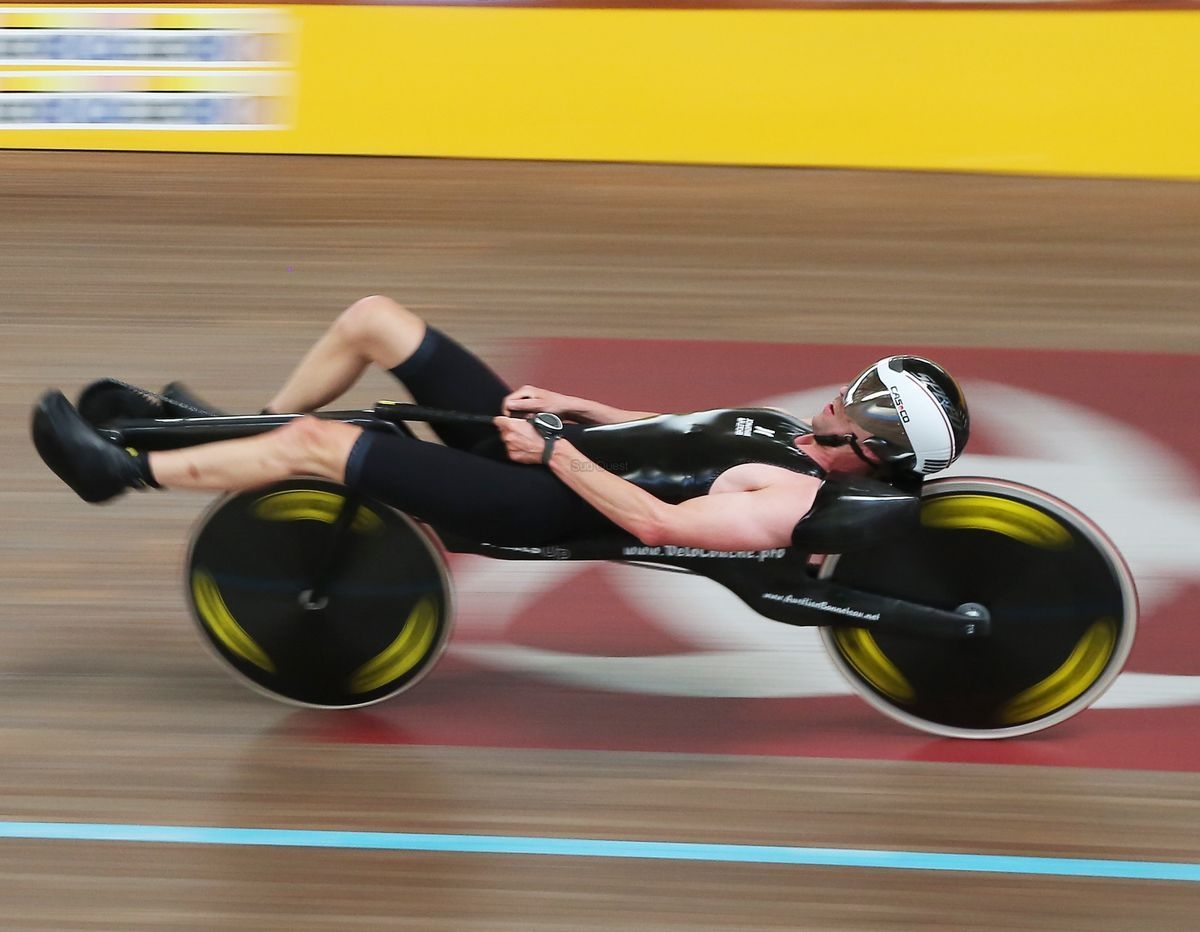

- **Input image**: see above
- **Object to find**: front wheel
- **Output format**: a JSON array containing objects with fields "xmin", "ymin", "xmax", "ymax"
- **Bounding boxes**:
[
  {"xmin": 818, "ymin": 477, "xmax": 1137, "ymax": 738},
  {"xmin": 185, "ymin": 478, "xmax": 454, "ymax": 708}
]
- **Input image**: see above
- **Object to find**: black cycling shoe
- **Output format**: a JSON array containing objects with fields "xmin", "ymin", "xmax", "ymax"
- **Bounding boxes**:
[
  {"xmin": 31, "ymin": 390, "xmax": 152, "ymax": 503},
  {"xmin": 77, "ymin": 378, "xmax": 227, "ymax": 426},
  {"xmin": 77, "ymin": 378, "xmax": 164, "ymax": 426},
  {"xmin": 160, "ymin": 381, "xmax": 227, "ymax": 417}
]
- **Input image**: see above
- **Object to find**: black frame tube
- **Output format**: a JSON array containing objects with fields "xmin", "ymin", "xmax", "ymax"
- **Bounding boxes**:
[{"xmin": 96, "ymin": 401, "xmax": 494, "ymax": 450}]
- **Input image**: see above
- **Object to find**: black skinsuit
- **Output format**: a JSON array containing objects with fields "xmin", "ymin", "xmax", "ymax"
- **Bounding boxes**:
[
  {"xmin": 570, "ymin": 407, "xmax": 823, "ymax": 503},
  {"xmin": 575, "ymin": 409, "xmax": 918, "ymax": 551},
  {"xmin": 344, "ymin": 328, "xmax": 917, "ymax": 549}
]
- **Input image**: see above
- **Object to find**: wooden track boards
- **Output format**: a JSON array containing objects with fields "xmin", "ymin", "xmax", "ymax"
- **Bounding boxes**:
[{"xmin": 2, "ymin": 151, "xmax": 1199, "ymax": 927}]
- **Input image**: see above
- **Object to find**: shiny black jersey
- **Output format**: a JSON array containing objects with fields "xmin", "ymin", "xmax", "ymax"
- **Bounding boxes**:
[
  {"xmin": 350, "ymin": 326, "xmax": 917, "ymax": 550},
  {"xmin": 568, "ymin": 408, "xmax": 824, "ymax": 505},
  {"xmin": 567, "ymin": 407, "xmax": 919, "ymax": 552}
]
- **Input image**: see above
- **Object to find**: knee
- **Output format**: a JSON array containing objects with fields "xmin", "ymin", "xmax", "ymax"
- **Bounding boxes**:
[
  {"xmin": 273, "ymin": 416, "xmax": 358, "ymax": 480},
  {"xmin": 334, "ymin": 294, "xmax": 424, "ymax": 353}
]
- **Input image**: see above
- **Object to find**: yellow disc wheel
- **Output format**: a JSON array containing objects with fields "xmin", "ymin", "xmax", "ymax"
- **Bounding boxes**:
[
  {"xmin": 818, "ymin": 478, "xmax": 1137, "ymax": 738},
  {"xmin": 185, "ymin": 478, "xmax": 453, "ymax": 708}
]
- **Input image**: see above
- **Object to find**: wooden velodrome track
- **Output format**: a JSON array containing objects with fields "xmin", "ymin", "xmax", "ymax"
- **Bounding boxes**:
[{"xmin": 2, "ymin": 151, "xmax": 1199, "ymax": 928}]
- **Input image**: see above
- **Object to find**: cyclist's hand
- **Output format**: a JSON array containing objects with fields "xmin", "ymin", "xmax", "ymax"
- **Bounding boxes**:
[
  {"xmin": 503, "ymin": 385, "xmax": 575, "ymax": 419},
  {"xmin": 494, "ymin": 415, "xmax": 543, "ymax": 464}
]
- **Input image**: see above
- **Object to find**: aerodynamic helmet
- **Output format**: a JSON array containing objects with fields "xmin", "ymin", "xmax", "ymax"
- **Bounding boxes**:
[{"xmin": 840, "ymin": 356, "xmax": 969, "ymax": 475}]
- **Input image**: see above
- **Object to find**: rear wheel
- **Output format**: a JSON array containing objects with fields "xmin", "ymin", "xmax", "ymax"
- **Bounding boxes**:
[
  {"xmin": 185, "ymin": 478, "xmax": 453, "ymax": 708},
  {"xmin": 818, "ymin": 477, "xmax": 1137, "ymax": 738}
]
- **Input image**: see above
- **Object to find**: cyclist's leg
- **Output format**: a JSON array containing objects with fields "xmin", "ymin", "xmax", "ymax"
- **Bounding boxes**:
[
  {"xmin": 265, "ymin": 295, "xmax": 508, "ymax": 451},
  {"xmin": 345, "ymin": 428, "xmax": 597, "ymax": 545},
  {"xmin": 44, "ymin": 383, "xmax": 600, "ymax": 544},
  {"xmin": 147, "ymin": 416, "xmax": 363, "ymax": 493},
  {"xmin": 151, "ymin": 418, "xmax": 587, "ymax": 543},
  {"xmin": 385, "ymin": 324, "xmax": 511, "ymax": 452}
]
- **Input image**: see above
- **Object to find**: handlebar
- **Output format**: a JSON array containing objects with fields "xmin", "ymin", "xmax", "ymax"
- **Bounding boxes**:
[{"xmin": 372, "ymin": 400, "xmax": 497, "ymax": 426}]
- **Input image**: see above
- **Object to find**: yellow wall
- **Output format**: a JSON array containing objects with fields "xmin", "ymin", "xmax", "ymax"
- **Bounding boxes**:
[{"xmin": 2, "ymin": 5, "xmax": 1198, "ymax": 178}]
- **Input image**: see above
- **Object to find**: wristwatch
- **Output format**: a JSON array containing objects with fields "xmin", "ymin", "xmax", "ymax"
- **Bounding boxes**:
[{"xmin": 531, "ymin": 412, "xmax": 564, "ymax": 466}]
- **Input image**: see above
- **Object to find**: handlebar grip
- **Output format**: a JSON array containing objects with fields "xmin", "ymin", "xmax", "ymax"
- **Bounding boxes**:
[{"xmin": 373, "ymin": 401, "xmax": 497, "ymax": 426}]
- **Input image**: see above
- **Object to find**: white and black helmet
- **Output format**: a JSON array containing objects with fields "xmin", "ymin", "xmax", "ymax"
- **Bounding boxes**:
[{"xmin": 841, "ymin": 356, "xmax": 969, "ymax": 475}]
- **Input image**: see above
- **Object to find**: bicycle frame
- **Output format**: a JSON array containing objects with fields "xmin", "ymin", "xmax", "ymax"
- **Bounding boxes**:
[{"xmin": 97, "ymin": 403, "xmax": 989, "ymax": 641}]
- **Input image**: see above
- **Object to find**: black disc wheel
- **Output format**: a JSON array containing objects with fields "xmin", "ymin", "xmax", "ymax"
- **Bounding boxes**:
[
  {"xmin": 185, "ymin": 478, "xmax": 453, "ymax": 708},
  {"xmin": 818, "ymin": 477, "xmax": 1137, "ymax": 738}
]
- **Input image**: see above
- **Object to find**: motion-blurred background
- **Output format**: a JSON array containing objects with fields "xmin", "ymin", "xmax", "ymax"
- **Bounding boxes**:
[{"xmin": 2, "ymin": 1, "xmax": 1199, "ymax": 927}]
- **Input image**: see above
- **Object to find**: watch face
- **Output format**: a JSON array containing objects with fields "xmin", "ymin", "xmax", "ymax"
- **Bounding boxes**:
[{"xmin": 533, "ymin": 412, "xmax": 564, "ymax": 432}]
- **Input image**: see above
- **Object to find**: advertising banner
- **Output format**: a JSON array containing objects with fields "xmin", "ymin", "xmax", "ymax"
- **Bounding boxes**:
[
  {"xmin": 0, "ymin": 6, "xmax": 294, "ymax": 137},
  {"xmin": 1, "ymin": 6, "xmax": 1197, "ymax": 179}
]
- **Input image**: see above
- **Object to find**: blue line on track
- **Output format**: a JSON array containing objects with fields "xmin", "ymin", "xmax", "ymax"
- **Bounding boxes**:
[{"xmin": 0, "ymin": 821, "xmax": 1197, "ymax": 882}]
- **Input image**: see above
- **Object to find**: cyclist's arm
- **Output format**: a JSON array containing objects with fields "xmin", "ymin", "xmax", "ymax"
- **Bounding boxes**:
[
  {"xmin": 571, "ymin": 399, "xmax": 661, "ymax": 425},
  {"xmin": 503, "ymin": 385, "xmax": 658, "ymax": 425},
  {"xmin": 546, "ymin": 440, "xmax": 815, "ymax": 550}
]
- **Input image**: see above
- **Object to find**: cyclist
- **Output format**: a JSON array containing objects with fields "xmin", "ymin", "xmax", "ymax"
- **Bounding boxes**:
[{"xmin": 32, "ymin": 295, "xmax": 968, "ymax": 551}]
